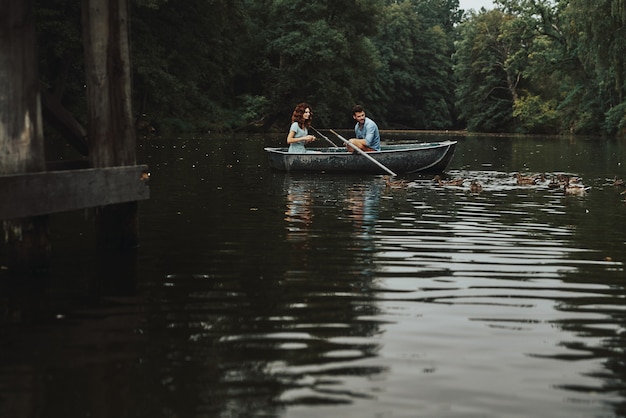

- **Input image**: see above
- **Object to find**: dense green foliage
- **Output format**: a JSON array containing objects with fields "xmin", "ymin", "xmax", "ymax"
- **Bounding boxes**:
[{"xmin": 34, "ymin": 0, "xmax": 626, "ymax": 135}]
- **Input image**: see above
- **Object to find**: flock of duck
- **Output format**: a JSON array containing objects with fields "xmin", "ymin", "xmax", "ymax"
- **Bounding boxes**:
[
  {"xmin": 433, "ymin": 174, "xmax": 486, "ymax": 193},
  {"xmin": 384, "ymin": 173, "xmax": 626, "ymax": 197}
]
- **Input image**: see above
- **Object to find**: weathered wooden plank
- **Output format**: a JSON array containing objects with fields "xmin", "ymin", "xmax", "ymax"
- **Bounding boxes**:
[
  {"xmin": 82, "ymin": 0, "xmax": 139, "ymax": 249},
  {"xmin": 0, "ymin": 0, "xmax": 45, "ymax": 175},
  {"xmin": 83, "ymin": 0, "xmax": 136, "ymax": 168},
  {"xmin": 0, "ymin": 165, "xmax": 150, "ymax": 220},
  {"xmin": 1, "ymin": 0, "xmax": 51, "ymax": 272}
]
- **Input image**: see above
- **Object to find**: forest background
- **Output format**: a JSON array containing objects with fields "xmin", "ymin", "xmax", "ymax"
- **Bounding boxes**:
[{"xmin": 36, "ymin": 0, "xmax": 626, "ymax": 136}]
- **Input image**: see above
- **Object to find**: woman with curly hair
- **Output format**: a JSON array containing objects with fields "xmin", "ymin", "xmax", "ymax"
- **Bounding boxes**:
[{"xmin": 287, "ymin": 102, "xmax": 316, "ymax": 153}]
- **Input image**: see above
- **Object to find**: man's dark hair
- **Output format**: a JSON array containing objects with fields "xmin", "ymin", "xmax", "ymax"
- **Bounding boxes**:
[{"xmin": 352, "ymin": 104, "xmax": 365, "ymax": 115}]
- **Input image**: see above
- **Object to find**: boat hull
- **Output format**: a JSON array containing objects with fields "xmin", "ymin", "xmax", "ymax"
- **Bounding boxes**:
[{"xmin": 264, "ymin": 141, "xmax": 457, "ymax": 174}]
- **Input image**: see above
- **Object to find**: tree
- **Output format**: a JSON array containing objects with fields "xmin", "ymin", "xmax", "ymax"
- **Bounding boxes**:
[
  {"xmin": 454, "ymin": 10, "xmax": 518, "ymax": 132},
  {"xmin": 258, "ymin": 0, "xmax": 386, "ymax": 127},
  {"xmin": 37, "ymin": 0, "xmax": 626, "ymax": 136},
  {"xmin": 561, "ymin": 0, "xmax": 626, "ymax": 134},
  {"xmin": 131, "ymin": 0, "xmax": 247, "ymax": 131},
  {"xmin": 374, "ymin": 0, "xmax": 459, "ymax": 129},
  {"xmin": 494, "ymin": 0, "xmax": 567, "ymax": 133}
]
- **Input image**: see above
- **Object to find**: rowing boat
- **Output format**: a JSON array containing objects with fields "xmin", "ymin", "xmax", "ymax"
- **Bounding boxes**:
[{"xmin": 264, "ymin": 140, "xmax": 457, "ymax": 174}]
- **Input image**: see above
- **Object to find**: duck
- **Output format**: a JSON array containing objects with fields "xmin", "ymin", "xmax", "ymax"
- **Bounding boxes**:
[
  {"xmin": 613, "ymin": 176, "xmax": 624, "ymax": 187},
  {"xmin": 564, "ymin": 184, "xmax": 588, "ymax": 196},
  {"xmin": 564, "ymin": 179, "xmax": 589, "ymax": 196},
  {"xmin": 383, "ymin": 175, "xmax": 408, "ymax": 189},
  {"xmin": 433, "ymin": 175, "xmax": 464, "ymax": 187},
  {"xmin": 548, "ymin": 177, "xmax": 562, "ymax": 189},
  {"xmin": 515, "ymin": 172, "xmax": 537, "ymax": 185},
  {"xmin": 469, "ymin": 180, "xmax": 483, "ymax": 193},
  {"xmin": 548, "ymin": 174, "xmax": 570, "ymax": 189}
]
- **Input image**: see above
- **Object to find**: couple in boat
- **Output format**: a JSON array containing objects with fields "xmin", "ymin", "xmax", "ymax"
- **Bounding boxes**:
[{"xmin": 287, "ymin": 103, "xmax": 380, "ymax": 153}]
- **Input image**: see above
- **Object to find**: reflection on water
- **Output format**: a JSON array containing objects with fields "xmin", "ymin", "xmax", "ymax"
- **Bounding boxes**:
[
  {"xmin": 1, "ymin": 134, "xmax": 626, "ymax": 417},
  {"xmin": 279, "ymin": 176, "xmax": 387, "ymax": 405},
  {"xmin": 285, "ymin": 178, "xmax": 314, "ymax": 244}
]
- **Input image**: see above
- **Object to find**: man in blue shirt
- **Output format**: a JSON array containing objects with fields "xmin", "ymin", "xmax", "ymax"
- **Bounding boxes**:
[{"xmin": 348, "ymin": 104, "xmax": 381, "ymax": 152}]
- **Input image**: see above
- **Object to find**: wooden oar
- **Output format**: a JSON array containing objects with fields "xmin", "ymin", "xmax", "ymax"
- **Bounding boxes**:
[
  {"xmin": 329, "ymin": 129, "xmax": 397, "ymax": 176},
  {"xmin": 311, "ymin": 126, "xmax": 339, "ymax": 148}
]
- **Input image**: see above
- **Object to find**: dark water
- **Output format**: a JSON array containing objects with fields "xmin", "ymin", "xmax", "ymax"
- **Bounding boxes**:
[{"xmin": 2, "ymin": 133, "xmax": 626, "ymax": 417}]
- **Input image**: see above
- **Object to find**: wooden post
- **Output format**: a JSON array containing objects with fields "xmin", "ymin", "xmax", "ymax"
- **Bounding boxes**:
[
  {"xmin": 82, "ymin": 0, "xmax": 139, "ymax": 249},
  {"xmin": 0, "ymin": 0, "xmax": 50, "ymax": 272}
]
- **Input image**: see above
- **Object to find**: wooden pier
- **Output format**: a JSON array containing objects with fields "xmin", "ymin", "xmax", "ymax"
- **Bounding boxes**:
[{"xmin": 0, "ymin": 0, "xmax": 149, "ymax": 273}]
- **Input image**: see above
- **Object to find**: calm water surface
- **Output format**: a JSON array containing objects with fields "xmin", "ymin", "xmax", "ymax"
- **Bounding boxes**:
[{"xmin": 2, "ymin": 133, "xmax": 626, "ymax": 417}]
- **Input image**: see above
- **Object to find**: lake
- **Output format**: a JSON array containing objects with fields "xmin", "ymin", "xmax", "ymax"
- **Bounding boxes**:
[{"xmin": 1, "ymin": 132, "xmax": 626, "ymax": 417}]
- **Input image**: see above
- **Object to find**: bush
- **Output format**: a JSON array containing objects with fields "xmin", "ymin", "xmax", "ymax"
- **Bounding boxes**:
[{"xmin": 512, "ymin": 94, "xmax": 559, "ymax": 134}]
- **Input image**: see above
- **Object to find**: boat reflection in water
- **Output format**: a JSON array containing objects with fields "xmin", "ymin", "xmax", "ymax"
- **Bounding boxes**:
[
  {"xmin": 284, "ymin": 177, "xmax": 314, "ymax": 246},
  {"xmin": 277, "ymin": 175, "xmax": 388, "ymax": 405}
]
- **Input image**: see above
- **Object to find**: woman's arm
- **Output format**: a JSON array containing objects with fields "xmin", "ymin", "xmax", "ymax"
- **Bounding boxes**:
[
  {"xmin": 286, "ymin": 129, "xmax": 299, "ymax": 144},
  {"xmin": 287, "ymin": 128, "xmax": 315, "ymax": 144}
]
